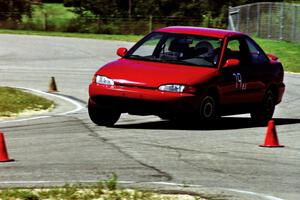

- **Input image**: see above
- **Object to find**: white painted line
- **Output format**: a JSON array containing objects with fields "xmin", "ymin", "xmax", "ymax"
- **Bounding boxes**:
[
  {"xmin": 0, "ymin": 116, "xmax": 51, "ymax": 124},
  {"xmin": 15, "ymin": 87, "xmax": 84, "ymax": 116},
  {"xmin": 225, "ymin": 188, "xmax": 284, "ymax": 200},
  {"xmin": 0, "ymin": 180, "xmax": 285, "ymax": 200},
  {"xmin": 0, "ymin": 87, "xmax": 85, "ymax": 124},
  {"xmin": 0, "ymin": 180, "xmax": 134, "ymax": 185},
  {"xmin": 141, "ymin": 182, "xmax": 285, "ymax": 200}
]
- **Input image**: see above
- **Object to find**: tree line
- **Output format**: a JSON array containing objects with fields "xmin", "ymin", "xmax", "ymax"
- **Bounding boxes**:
[
  {"xmin": 1, "ymin": 0, "xmax": 287, "ymax": 22},
  {"xmin": 0, "ymin": 0, "xmax": 32, "ymax": 22},
  {"xmin": 0, "ymin": 0, "xmax": 288, "ymax": 34},
  {"xmin": 63, "ymin": 0, "xmax": 285, "ymax": 23}
]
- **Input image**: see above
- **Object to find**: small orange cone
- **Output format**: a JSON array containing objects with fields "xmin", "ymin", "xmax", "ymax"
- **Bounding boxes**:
[
  {"xmin": 260, "ymin": 120, "xmax": 284, "ymax": 148},
  {"xmin": 48, "ymin": 76, "xmax": 58, "ymax": 92},
  {"xmin": 0, "ymin": 132, "xmax": 14, "ymax": 162}
]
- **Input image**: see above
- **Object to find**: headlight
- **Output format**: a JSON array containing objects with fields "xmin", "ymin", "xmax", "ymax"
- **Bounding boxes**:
[
  {"xmin": 159, "ymin": 84, "xmax": 185, "ymax": 93},
  {"xmin": 95, "ymin": 75, "xmax": 114, "ymax": 86}
]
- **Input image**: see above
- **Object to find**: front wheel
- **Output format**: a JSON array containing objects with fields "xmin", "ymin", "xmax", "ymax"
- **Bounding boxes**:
[
  {"xmin": 88, "ymin": 100, "xmax": 121, "ymax": 126},
  {"xmin": 251, "ymin": 90, "xmax": 275, "ymax": 125},
  {"xmin": 199, "ymin": 95, "xmax": 218, "ymax": 121}
]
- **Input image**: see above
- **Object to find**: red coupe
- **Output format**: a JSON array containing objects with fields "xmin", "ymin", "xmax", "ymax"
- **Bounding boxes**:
[{"xmin": 89, "ymin": 26, "xmax": 285, "ymax": 126}]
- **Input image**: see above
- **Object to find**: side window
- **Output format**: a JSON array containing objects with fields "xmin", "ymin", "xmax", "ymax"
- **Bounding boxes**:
[
  {"xmin": 132, "ymin": 34, "xmax": 163, "ymax": 57},
  {"xmin": 245, "ymin": 38, "xmax": 269, "ymax": 65},
  {"xmin": 227, "ymin": 40, "xmax": 240, "ymax": 52},
  {"xmin": 224, "ymin": 39, "xmax": 241, "ymax": 62}
]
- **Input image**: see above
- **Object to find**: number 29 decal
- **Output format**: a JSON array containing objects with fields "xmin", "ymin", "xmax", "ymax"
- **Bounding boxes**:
[{"xmin": 233, "ymin": 73, "xmax": 247, "ymax": 90}]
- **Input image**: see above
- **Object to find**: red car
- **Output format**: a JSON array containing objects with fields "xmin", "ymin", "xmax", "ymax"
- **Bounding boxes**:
[{"xmin": 88, "ymin": 26, "xmax": 285, "ymax": 126}]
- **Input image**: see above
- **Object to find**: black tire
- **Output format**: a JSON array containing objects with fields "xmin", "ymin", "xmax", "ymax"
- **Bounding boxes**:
[
  {"xmin": 158, "ymin": 114, "xmax": 172, "ymax": 120},
  {"xmin": 251, "ymin": 90, "xmax": 275, "ymax": 125},
  {"xmin": 88, "ymin": 100, "xmax": 121, "ymax": 126},
  {"xmin": 199, "ymin": 95, "xmax": 218, "ymax": 121}
]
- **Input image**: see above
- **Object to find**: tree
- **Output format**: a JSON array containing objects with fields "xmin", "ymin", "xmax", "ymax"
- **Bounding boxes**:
[
  {"xmin": 63, "ymin": 0, "xmax": 285, "ymax": 30},
  {"xmin": 64, "ymin": 0, "xmax": 119, "ymax": 17},
  {"xmin": 0, "ymin": 0, "xmax": 32, "ymax": 22},
  {"xmin": 43, "ymin": 0, "xmax": 64, "ymax": 2}
]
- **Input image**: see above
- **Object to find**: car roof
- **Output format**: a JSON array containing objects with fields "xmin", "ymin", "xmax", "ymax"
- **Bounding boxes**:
[{"xmin": 156, "ymin": 26, "xmax": 245, "ymax": 38}]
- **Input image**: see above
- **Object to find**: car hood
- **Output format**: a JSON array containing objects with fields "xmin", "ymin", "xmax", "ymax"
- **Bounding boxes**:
[{"xmin": 96, "ymin": 59, "xmax": 218, "ymax": 88}]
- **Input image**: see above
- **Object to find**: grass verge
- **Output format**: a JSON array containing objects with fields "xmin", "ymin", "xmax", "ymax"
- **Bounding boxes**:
[
  {"xmin": 254, "ymin": 37, "xmax": 300, "ymax": 73},
  {"xmin": 0, "ymin": 175, "xmax": 205, "ymax": 200},
  {"xmin": 0, "ymin": 29, "xmax": 142, "ymax": 42},
  {"xmin": 0, "ymin": 87, "xmax": 54, "ymax": 117},
  {"xmin": 0, "ymin": 29, "xmax": 299, "ymax": 72},
  {"xmin": 0, "ymin": 187, "xmax": 203, "ymax": 200}
]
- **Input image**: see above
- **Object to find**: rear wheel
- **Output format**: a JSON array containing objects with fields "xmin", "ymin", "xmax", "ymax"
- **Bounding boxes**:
[
  {"xmin": 199, "ymin": 95, "xmax": 218, "ymax": 121},
  {"xmin": 88, "ymin": 99, "xmax": 121, "ymax": 126},
  {"xmin": 251, "ymin": 90, "xmax": 275, "ymax": 125}
]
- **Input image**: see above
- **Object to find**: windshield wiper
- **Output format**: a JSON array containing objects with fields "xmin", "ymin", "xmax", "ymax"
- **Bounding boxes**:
[
  {"xmin": 162, "ymin": 59, "xmax": 194, "ymax": 65},
  {"xmin": 127, "ymin": 55, "xmax": 198, "ymax": 66},
  {"xmin": 127, "ymin": 55, "xmax": 157, "ymax": 61}
]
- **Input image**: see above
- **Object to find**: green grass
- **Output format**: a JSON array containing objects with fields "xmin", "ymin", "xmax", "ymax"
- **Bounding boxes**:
[
  {"xmin": 0, "ymin": 29, "xmax": 142, "ymax": 42},
  {"xmin": 0, "ymin": 175, "xmax": 205, "ymax": 200},
  {"xmin": 0, "ymin": 87, "xmax": 54, "ymax": 117},
  {"xmin": 254, "ymin": 37, "xmax": 300, "ymax": 73},
  {"xmin": 0, "ymin": 187, "xmax": 196, "ymax": 200}
]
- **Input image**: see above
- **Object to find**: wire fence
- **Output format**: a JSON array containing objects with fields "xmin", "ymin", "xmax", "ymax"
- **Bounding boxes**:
[
  {"xmin": 229, "ymin": 2, "xmax": 300, "ymax": 42},
  {"xmin": 0, "ymin": 13, "xmax": 205, "ymax": 35}
]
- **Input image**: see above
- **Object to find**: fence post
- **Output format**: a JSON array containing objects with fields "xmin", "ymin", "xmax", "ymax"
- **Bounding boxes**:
[
  {"xmin": 237, "ymin": 8, "xmax": 240, "ymax": 31},
  {"xmin": 97, "ymin": 16, "xmax": 101, "ymax": 33},
  {"xmin": 279, "ymin": 3, "xmax": 284, "ymax": 40},
  {"xmin": 268, "ymin": 3, "xmax": 272, "ymax": 38},
  {"xmin": 149, "ymin": 15, "xmax": 153, "ymax": 33},
  {"xmin": 256, "ymin": 3, "xmax": 260, "ymax": 37},
  {"xmin": 44, "ymin": 12, "xmax": 48, "ymax": 31},
  {"xmin": 291, "ymin": 4, "xmax": 297, "ymax": 42},
  {"xmin": 246, "ymin": 5, "xmax": 250, "ymax": 33},
  {"xmin": 295, "ymin": 6, "xmax": 299, "ymax": 42}
]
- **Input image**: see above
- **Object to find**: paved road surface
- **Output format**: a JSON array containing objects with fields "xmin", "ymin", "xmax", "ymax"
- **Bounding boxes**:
[{"xmin": 0, "ymin": 34, "xmax": 299, "ymax": 200}]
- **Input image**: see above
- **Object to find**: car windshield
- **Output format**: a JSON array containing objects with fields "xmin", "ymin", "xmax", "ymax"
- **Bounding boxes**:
[{"xmin": 126, "ymin": 32, "xmax": 222, "ymax": 67}]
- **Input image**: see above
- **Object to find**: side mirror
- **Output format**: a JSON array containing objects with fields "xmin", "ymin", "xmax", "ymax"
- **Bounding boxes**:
[
  {"xmin": 116, "ymin": 47, "xmax": 128, "ymax": 57},
  {"xmin": 223, "ymin": 59, "xmax": 240, "ymax": 68},
  {"xmin": 266, "ymin": 53, "xmax": 278, "ymax": 61}
]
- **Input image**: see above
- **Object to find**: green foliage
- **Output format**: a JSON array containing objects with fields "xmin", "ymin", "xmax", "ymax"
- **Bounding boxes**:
[
  {"xmin": 61, "ymin": 0, "xmax": 286, "ymax": 33},
  {"xmin": 1, "ymin": 1, "xmax": 288, "ymax": 35},
  {"xmin": 0, "ymin": 189, "xmax": 39, "ymax": 200},
  {"xmin": 102, "ymin": 173, "xmax": 118, "ymax": 190},
  {"xmin": 63, "ymin": 0, "xmax": 285, "ymax": 21},
  {"xmin": 22, "ymin": 3, "xmax": 77, "ymax": 31},
  {"xmin": 0, "ymin": 0, "xmax": 32, "ymax": 22},
  {"xmin": 43, "ymin": 0, "xmax": 64, "ymax": 2},
  {"xmin": 0, "ymin": 179, "xmax": 204, "ymax": 200}
]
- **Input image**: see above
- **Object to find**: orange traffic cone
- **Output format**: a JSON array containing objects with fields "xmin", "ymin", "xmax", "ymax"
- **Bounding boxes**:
[
  {"xmin": 0, "ymin": 132, "xmax": 14, "ymax": 162},
  {"xmin": 260, "ymin": 120, "xmax": 284, "ymax": 148},
  {"xmin": 48, "ymin": 76, "xmax": 58, "ymax": 92}
]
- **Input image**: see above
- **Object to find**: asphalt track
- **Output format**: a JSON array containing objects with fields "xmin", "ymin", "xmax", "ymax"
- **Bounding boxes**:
[{"xmin": 0, "ymin": 34, "xmax": 299, "ymax": 200}]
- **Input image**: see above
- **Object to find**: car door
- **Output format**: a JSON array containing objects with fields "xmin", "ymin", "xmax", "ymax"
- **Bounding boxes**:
[
  {"xmin": 242, "ymin": 36, "xmax": 271, "ymax": 103},
  {"xmin": 218, "ymin": 37, "xmax": 248, "ymax": 105}
]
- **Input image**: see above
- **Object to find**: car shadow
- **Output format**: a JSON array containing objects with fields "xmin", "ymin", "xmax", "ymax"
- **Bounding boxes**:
[{"xmin": 114, "ymin": 117, "xmax": 300, "ymax": 130}]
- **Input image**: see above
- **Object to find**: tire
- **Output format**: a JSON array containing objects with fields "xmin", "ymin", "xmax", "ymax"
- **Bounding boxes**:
[
  {"xmin": 251, "ymin": 90, "xmax": 275, "ymax": 125},
  {"xmin": 88, "ymin": 100, "xmax": 121, "ymax": 126},
  {"xmin": 199, "ymin": 95, "xmax": 218, "ymax": 121},
  {"xmin": 158, "ymin": 113, "xmax": 173, "ymax": 120}
]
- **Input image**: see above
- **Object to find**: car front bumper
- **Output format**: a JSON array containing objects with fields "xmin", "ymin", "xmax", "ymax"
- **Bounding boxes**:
[{"xmin": 89, "ymin": 83, "xmax": 200, "ymax": 115}]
